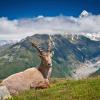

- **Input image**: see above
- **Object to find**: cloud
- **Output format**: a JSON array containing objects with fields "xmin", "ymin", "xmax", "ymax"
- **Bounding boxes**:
[{"xmin": 0, "ymin": 11, "xmax": 100, "ymax": 40}]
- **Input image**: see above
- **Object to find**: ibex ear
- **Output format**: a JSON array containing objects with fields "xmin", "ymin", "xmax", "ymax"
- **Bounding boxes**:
[{"xmin": 49, "ymin": 50, "xmax": 53, "ymax": 53}]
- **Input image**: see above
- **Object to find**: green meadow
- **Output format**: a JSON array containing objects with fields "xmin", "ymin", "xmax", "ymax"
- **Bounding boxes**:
[{"xmin": 8, "ymin": 76, "xmax": 100, "ymax": 100}]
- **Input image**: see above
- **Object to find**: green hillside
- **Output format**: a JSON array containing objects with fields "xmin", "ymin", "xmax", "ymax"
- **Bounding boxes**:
[{"xmin": 11, "ymin": 76, "xmax": 100, "ymax": 100}]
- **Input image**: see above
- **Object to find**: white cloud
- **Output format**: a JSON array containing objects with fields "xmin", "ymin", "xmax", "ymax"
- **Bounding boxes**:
[{"xmin": 0, "ymin": 11, "xmax": 100, "ymax": 40}]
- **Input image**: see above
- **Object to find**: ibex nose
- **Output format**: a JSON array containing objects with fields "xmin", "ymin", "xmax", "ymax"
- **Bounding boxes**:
[{"xmin": 48, "ymin": 63, "xmax": 52, "ymax": 67}]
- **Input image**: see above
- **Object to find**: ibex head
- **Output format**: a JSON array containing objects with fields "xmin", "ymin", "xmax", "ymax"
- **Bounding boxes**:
[{"xmin": 32, "ymin": 36, "xmax": 53, "ymax": 67}]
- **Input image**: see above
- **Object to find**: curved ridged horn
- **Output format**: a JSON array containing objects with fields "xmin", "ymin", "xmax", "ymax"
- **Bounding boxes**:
[
  {"xmin": 32, "ymin": 42, "xmax": 43, "ymax": 54},
  {"xmin": 47, "ymin": 35, "xmax": 52, "ymax": 52}
]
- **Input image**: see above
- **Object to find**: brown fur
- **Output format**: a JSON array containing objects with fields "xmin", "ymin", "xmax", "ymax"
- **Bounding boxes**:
[{"xmin": 1, "ymin": 68, "xmax": 50, "ymax": 95}]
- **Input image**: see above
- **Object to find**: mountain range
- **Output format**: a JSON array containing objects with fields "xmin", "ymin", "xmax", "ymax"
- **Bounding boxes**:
[
  {"xmin": 0, "ymin": 34, "xmax": 100, "ymax": 79},
  {"xmin": 0, "ymin": 40, "xmax": 17, "ymax": 46}
]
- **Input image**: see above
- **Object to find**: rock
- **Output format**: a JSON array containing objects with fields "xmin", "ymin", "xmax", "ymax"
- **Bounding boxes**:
[{"xmin": 0, "ymin": 86, "xmax": 12, "ymax": 100}]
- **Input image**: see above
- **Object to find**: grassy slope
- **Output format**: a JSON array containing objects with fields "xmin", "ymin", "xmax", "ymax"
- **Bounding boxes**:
[{"xmin": 11, "ymin": 76, "xmax": 100, "ymax": 100}]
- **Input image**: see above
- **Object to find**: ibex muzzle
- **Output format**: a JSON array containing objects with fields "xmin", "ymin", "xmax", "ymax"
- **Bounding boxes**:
[{"xmin": 39, "ymin": 52, "xmax": 52, "ymax": 67}]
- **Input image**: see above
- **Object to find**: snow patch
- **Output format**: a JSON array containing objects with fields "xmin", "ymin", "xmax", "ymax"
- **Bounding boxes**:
[{"xmin": 72, "ymin": 60, "xmax": 100, "ymax": 79}]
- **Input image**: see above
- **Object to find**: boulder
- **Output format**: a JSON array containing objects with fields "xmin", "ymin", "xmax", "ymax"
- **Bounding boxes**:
[{"xmin": 0, "ymin": 86, "xmax": 12, "ymax": 100}]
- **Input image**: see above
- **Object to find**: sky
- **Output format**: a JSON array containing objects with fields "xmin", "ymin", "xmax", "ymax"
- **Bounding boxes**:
[
  {"xmin": 0, "ymin": 0, "xmax": 100, "ymax": 19},
  {"xmin": 0, "ymin": 0, "xmax": 100, "ymax": 40}
]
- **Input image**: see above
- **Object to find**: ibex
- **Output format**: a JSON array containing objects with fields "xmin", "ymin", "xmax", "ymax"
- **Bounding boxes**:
[{"xmin": 1, "ymin": 36, "xmax": 53, "ymax": 95}]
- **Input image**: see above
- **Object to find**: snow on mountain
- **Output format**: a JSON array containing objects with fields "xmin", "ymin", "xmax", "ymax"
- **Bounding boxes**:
[
  {"xmin": 72, "ymin": 57, "xmax": 100, "ymax": 79},
  {"xmin": 0, "ymin": 40, "xmax": 17, "ymax": 46},
  {"xmin": 64, "ymin": 32, "xmax": 100, "ymax": 41},
  {"xmin": 84, "ymin": 33, "xmax": 100, "ymax": 41},
  {"xmin": 73, "ymin": 32, "xmax": 100, "ymax": 41},
  {"xmin": 79, "ymin": 10, "xmax": 89, "ymax": 18}
]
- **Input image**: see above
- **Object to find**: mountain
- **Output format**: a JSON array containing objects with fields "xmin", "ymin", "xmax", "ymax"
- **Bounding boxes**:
[
  {"xmin": 0, "ymin": 34, "xmax": 100, "ymax": 79},
  {"xmin": 79, "ymin": 10, "xmax": 89, "ymax": 18},
  {"xmin": 0, "ymin": 40, "xmax": 17, "ymax": 46}
]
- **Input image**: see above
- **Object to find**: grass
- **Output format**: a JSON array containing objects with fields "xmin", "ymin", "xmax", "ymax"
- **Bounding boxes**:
[{"xmin": 7, "ymin": 76, "xmax": 100, "ymax": 100}]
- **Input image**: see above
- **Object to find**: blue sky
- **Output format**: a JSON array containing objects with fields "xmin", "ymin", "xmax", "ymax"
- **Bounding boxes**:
[
  {"xmin": 0, "ymin": 0, "xmax": 100, "ymax": 19},
  {"xmin": 0, "ymin": 0, "xmax": 100, "ymax": 41}
]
